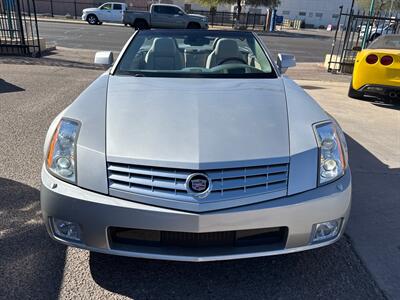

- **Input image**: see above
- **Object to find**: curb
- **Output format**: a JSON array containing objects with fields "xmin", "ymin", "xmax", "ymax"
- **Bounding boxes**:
[
  {"xmin": 37, "ymin": 17, "xmax": 125, "ymax": 27},
  {"xmin": 0, "ymin": 55, "xmax": 105, "ymax": 70}
]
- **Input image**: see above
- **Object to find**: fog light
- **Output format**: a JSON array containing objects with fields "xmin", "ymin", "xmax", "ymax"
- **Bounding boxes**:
[
  {"xmin": 52, "ymin": 218, "xmax": 81, "ymax": 242},
  {"xmin": 311, "ymin": 219, "xmax": 341, "ymax": 244}
]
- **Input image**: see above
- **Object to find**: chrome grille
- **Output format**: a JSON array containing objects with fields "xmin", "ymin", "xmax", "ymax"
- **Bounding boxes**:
[{"xmin": 107, "ymin": 162, "xmax": 289, "ymax": 203}]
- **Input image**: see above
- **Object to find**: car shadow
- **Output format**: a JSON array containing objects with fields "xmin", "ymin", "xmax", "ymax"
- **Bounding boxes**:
[
  {"xmin": 344, "ymin": 134, "xmax": 400, "ymax": 298},
  {"xmin": 89, "ymin": 135, "xmax": 389, "ymax": 299},
  {"xmin": 300, "ymin": 85, "xmax": 327, "ymax": 90},
  {"xmin": 0, "ymin": 178, "xmax": 66, "ymax": 299},
  {"xmin": 0, "ymin": 78, "xmax": 25, "ymax": 94},
  {"xmin": 90, "ymin": 237, "xmax": 380, "ymax": 299},
  {"xmin": 372, "ymin": 102, "xmax": 400, "ymax": 111},
  {"xmin": 354, "ymin": 96, "xmax": 400, "ymax": 111}
]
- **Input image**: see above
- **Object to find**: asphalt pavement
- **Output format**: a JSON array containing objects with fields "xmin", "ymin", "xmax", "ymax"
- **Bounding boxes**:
[
  {"xmin": 1, "ymin": 62, "xmax": 398, "ymax": 299},
  {"xmin": 1, "ymin": 20, "xmax": 399, "ymax": 299},
  {"xmin": 37, "ymin": 21, "xmax": 333, "ymax": 62}
]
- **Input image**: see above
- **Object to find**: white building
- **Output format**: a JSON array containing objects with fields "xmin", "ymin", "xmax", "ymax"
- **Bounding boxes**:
[
  {"xmin": 276, "ymin": 0, "xmax": 358, "ymax": 28},
  {"xmin": 153, "ymin": 0, "xmax": 358, "ymax": 28}
]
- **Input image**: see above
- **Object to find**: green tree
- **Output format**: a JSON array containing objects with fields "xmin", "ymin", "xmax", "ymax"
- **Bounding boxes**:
[
  {"xmin": 356, "ymin": 0, "xmax": 400, "ymax": 12},
  {"xmin": 194, "ymin": 0, "xmax": 280, "ymax": 16}
]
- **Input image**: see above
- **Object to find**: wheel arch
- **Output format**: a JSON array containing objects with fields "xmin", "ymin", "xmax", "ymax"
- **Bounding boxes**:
[
  {"xmin": 187, "ymin": 21, "xmax": 201, "ymax": 29},
  {"xmin": 86, "ymin": 13, "xmax": 98, "ymax": 20},
  {"xmin": 133, "ymin": 18, "xmax": 149, "ymax": 28}
]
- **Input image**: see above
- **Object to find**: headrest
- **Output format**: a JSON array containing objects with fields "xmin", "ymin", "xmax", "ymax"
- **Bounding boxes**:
[
  {"xmin": 214, "ymin": 39, "xmax": 240, "ymax": 57},
  {"xmin": 149, "ymin": 38, "xmax": 177, "ymax": 56}
]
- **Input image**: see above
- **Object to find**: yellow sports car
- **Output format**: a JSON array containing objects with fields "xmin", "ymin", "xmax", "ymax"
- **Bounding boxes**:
[{"xmin": 349, "ymin": 34, "xmax": 400, "ymax": 102}]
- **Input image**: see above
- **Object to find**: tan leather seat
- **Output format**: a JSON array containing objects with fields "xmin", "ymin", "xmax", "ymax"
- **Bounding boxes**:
[
  {"xmin": 145, "ymin": 38, "xmax": 185, "ymax": 70},
  {"xmin": 206, "ymin": 39, "xmax": 243, "ymax": 68}
]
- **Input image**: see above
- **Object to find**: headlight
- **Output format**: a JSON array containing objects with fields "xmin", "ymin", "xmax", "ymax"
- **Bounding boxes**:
[
  {"xmin": 314, "ymin": 121, "xmax": 348, "ymax": 185},
  {"xmin": 46, "ymin": 118, "xmax": 80, "ymax": 184}
]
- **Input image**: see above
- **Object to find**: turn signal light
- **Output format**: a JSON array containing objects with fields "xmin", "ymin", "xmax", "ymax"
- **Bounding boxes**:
[
  {"xmin": 366, "ymin": 54, "xmax": 378, "ymax": 64},
  {"xmin": 380, "ymin": 55, "xmax": 393, "ymax": 66}
]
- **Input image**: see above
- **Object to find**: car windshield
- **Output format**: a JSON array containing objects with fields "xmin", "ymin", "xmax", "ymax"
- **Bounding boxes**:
[
  {"xmin": 114, "ymin": 30, "xmax": 276, "ymax": 78},
  {"xmin": 368, "ymin": 34, "xmax": 400, "ymax": 50}
]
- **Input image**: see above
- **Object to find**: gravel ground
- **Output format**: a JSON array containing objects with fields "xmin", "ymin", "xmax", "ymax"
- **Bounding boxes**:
[{"xmin": 0, "ymin": 64, "xmax": 387, "ymax": 299}]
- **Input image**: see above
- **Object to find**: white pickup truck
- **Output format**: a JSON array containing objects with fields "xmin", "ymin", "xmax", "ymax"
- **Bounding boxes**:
[
  {"xmin": 82, "ymin": 2, "xmax": 208, "ymax": 29},
  {"xmin": 82, "ymin": 2, "xmax": 125, "ymax": 25}
]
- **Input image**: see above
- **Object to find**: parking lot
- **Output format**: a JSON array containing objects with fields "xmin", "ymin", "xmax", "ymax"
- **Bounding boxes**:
[
  {"xmin": 37, "ymin": 21, "xmax": 333, "ymax": 62},
  {"xmin": 1, "ymin": 54, "xmax": 399, "ymax": 298}
]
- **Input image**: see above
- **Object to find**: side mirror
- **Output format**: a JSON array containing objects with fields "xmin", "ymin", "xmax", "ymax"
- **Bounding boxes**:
[
  {"xmin": 352, "ymin": 46, "xmax": 362, "ymax": 51},
  {"xmin": 94, "ymin": 51, "xmax": 114, "ymax": 66},
  {"xmin": 277, "ymin": 53, "xmax": 296, "ymax": 74}
]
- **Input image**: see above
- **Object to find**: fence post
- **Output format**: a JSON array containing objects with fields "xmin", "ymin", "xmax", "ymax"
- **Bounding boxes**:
[
  {"xmin": 269, "ymin": 9, "xmax": 276, "ymax": 31},
  {"xmin": 32, "ymin": 0, "xmax": 42, "ymax": 57},
  {"xmin": 15, "ymin": 0, "xmax": 26, "ymax": 54},
  {"xmin": 245, "ymin": 12, "xmax": 249, "ymax": 28},
  {"xmin": 265, "ymin": 9, "xmax": 272, "ymax": 32},
  {"xmin": 74, "ymin": 0, "xmax": 77, "ymax": 19},
  {"xmin": 328, "ymin": 5, "xmax": 344, "ymax": 72},
  {"xmin": 263, "ymin": 13, "xmax": 267, "ymax": 31},
  {"xmin": 361, "ymin": 0, "xmax": 376, "ymax": 48},
  {"xmin": 50, "ymin": 0, "xmax": 54, "ymax": 17},
  {"xmin": 339, "ymin": 8, "xmax": 354, "ymax": 72}
]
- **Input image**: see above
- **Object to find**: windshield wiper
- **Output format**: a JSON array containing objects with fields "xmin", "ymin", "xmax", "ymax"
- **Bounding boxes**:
[{"xmin": 115, "ymin": 71, "xmax": 146, "ymax": 77}]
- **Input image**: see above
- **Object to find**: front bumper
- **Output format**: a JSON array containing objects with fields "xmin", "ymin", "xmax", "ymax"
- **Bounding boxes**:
[{"xmin": 41, "ymin": 167, "xmax": 351, "ymax": 262}]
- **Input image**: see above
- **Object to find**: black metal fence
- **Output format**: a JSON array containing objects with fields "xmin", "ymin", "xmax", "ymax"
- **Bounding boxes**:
[
  {"xmin": 328, "ymin": 7, "xmax": 400, "ymax": 73},
  {"xmin": 35, "ymin": 0, "xmax": 118, "ymax": 18},
  {"xmin": 190, "ymin": 9, "xmax": 268, "ymax": 30},
  {"xmin": 32, "ymin": 0, "xmax": 269, "ymax": 30},
  {"xmin": 0, "ymin": 0, "xmax": 41, "ymax": 56}
]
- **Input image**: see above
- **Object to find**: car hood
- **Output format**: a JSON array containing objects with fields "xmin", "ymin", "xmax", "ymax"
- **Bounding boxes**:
[
  {"xmin": 106, "ymin": 76, "xmax": 290, "ymax": 169},
  {"xmin": 82, "ymin": 8, "xmax": 96, "ymax": 13},
  {"xmin": 188, "ymin": 13, "xmax": 206, "ymax": 19}
]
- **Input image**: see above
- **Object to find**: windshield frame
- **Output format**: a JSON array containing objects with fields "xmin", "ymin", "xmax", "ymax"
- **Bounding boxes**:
[{"xmin": 110, "ymin": 29, "xmax": 279, "ymax": 79}]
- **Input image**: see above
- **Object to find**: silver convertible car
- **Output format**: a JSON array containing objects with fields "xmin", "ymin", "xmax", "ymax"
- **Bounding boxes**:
[{"xmin": 41, "ymin": 30, "xmax": 351, "ymax": 262}]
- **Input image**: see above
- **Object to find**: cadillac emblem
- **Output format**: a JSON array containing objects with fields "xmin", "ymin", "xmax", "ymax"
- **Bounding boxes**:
[{"xmin": 186, "ymin": 173, "xmax": 211, "ymax": 197}]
